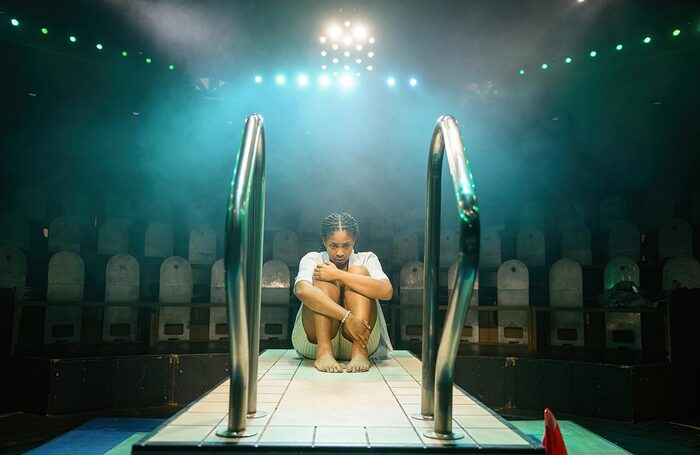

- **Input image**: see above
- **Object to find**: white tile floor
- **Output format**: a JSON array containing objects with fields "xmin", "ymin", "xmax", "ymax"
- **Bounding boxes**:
[{"xmin": 135, "ymin": 349, "xmax": 542, "ymax": 453}]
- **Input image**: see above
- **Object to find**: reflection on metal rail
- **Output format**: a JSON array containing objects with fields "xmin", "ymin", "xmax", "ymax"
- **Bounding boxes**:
[
  {"xmin": 415, "ymin": 115, "xmax": 480, "ymax": 440},
  {"xmin": 216, "ymin": 114, "xmax": 266, "ymax": 438}
]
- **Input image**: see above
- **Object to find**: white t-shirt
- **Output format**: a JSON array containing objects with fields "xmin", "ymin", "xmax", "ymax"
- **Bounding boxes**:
[{"xmin": 294, "ymin": 251, "xmax": 394, "ymax": 358}]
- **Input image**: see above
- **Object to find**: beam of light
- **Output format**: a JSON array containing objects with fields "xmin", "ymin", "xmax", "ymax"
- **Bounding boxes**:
[
  {"xmin": 297, "ymin": 74, "xmax": 309, "ymax": 86},
  {"xmin": 10, "ymin": 18, "xmax": 19, "ymax": 26},
  {"xmin": 69, "ymin": 35, "xmax": 77, "ymax": 42},
  {"xmin": 96, "ymin": 43, "xmax": 103, "ymax": 50},
  {"xmin": 340, "ymin": 74, "xmax": 354, "ymax": 88},
  {"xmin": 409, "ymin": 78, "xmax": 417, "ymax": 86},
  {"xmin": 319, "ymin": 75, "xmax": 330, "ymax": 87},
  {"xmin": 275, "ymin": 75, "xmax": 285, "ymax": 85},
  {"xmin": 589, "ymin": 50, "xmax": 597, "ymax": 57},
  {"xmin": 615, "ymin": 44, "xmax": 623, "ymax": 51},
  {"xmin": 41, "ymin": 28, "xmax": 48, "ymax": 34},
  {"xmin": 145, "ymin": 57, "xmax": 152, "ymax": 64},
  {"xmin": 541, "ymin": 63, "xmax": 548, "ymax": 69},
  {"xmin": 329, "ymin": 25, "xmax": 341, "ymax": 40},
  {"xmin": 254, "ymin": 75, "xmax": 262, "ymax": 83},
  {"xmin": 643, "ymin": 36, "xmax": 651, "ymax": 44},
  {"xmin": 321, "ymin": 51, "xmax": 327, "ymax": 56},
  {"xmin": 387, "ymin": 77, "xmax": 396, "ymax": 87},
  {"xmin": 319, "ymin": 36, "xmax": 327, "ymax": 43},
  {"xmin": 672, "ymin": 29, "xmax": 680, "ymax": 36},
  {"xmin": 564, "ymin": 57, "xmax": 572, "ymax": 63}
]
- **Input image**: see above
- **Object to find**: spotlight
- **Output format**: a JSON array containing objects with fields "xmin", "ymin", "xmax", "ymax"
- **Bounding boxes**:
[
  {"xmin": 344, "ymin": 51, "xmax": 350, "ymax": 57},
  {"xmin": 297, "ymin": 74, "xmax": 309, "ymax": 86},
  {"xmin": 355, "ymin": 58, "xmax": 362, "ymax": 64},
  {"xmin": 367, "ymin": 65, "xmax": 373, "ymax": 71},
  {"xmin": 409, "ymin": 78, "xmax": 417, "ymax": 86},
  {"xmin": 340, "ymin": 74, "xmax": 354, "ymax": 88},
  {"xmin": 368, "ymin": 37, "xmax": 375, "ymax": 44},
  {"xmin": 332, "ymin": 57, "xmax": 339, "ymax": 64},
  {"xmin": 121, "ymin": 51, "xmax": 128, "ymax": 57},
  {"xmin": 643, "ymin": 36, "xmax": 651, "ymax": 44},
  {"xmin": 589, "ymin": 50, "xmax": 597, "ymax": 57},
  {"xmin": 367, "ymin": 51, "xmax": 374, "ymax": 58},
  {"xmin": 10, "ymin": 18, "xmax": 19, "ymax": 27},
  {"xmin": 356, "ymin": 44, "xmax": 363, "ymax": 51},
  {"xmin": 69, "ymin": 35, "xmax": 77, "ymax": 43},
  {"xmin": 564, "ymin": 57, "xmax": 572, "ymax": 63},
  {"xmin": 319, "ymin": 36, "xmax": 327, "ymax": 43},
  {"xmin": 519, "ymin": 69, "xmax": 525, "ymax": 75},
  {"xmin": 41, "ymin": 27, "xmax": 48, "ymax": 34},
  {"xmin": 541, "ymin": 63, "xmax": 548, "ymax": 69},
  {"xmin": 332, "ymin": 43, "xmax": 339, "ymax": 50},
  {"xmin": 254, "ymin": 75, "xmax": 262, "ymax": 83},
  {"xmin": 145, "ymin": 57, "xmax": 152, "ymax": 64},
  {"xmin": 321, "ymin": 65, "xmax": 327, "ymax": 70},
  {"xmin": 387, "ymin": 77, "xmax": 396, "ymax": 87},
  {"xmin": 672, "ymin": 29, "xmax": 681, "ymax": 36},
  {"xmin": 615, "ymin": 44, "xmax": 623, "ymax": 51},
  {"xmin": 96, "ymin": 43, "xmax": 103, "ymax": 50},
  {"xmin": 344, "ymin": 21, "xmax": 351, "ymax": 28},
  {"xmin": 168, "ymin": 64, "xmax": 175, "ymax": 71},
  {"xmin": 321, "ymin": 51, "xmax": 327, "ymax": 56},
  {"xmin": 343, "ymin": 65, "xmax": 350, "ymax": 71},
  {"xmin": 319, "ymin": 75, "xmax": 330, "ymax": 86},
  {"xmin": 275, "ymin": 75, "xmax": 285, "ymax": 85}
]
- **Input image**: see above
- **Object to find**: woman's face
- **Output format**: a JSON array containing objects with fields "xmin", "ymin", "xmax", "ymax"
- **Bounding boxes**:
[{"xmin": 323, "ymin": 230, "xmax": 355, "ymax": 268}]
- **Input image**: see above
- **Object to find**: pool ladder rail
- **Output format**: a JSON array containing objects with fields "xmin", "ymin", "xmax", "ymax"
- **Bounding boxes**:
[{"xmin": 218, "ymin": 114, "xmax": 480, "ymax": 441}]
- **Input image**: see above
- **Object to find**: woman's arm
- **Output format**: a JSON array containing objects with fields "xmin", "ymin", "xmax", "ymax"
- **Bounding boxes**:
[{"xmin": 314, "ymin": 262, "xmax": 393, "ymax": 300}]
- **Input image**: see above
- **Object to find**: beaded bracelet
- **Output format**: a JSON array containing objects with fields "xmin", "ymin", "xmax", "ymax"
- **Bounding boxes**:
[{"xmin": 341, "ymin": 310, "xmax": 351, "ymax": 324}]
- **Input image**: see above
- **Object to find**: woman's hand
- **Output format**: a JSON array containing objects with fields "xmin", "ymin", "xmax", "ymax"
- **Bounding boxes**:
[
  {"xmin": 313, "ymin": 261, "xmax": 340, "ymax": 282},
  {"xmin": 343, "ymin": 313, "xmax": 372, "ymax": 348}
]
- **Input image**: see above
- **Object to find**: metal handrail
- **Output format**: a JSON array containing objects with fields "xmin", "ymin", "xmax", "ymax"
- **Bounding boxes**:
[
  {"xmin": 418, "ymin": 115, "xmax": 480, "ymax": 440},
  {"xmin": 216, "ymin": 114, "xmax": 266, "ymax": 438}
]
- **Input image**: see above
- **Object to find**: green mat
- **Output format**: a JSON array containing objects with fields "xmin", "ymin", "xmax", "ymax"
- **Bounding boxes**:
[
  {"xmin": 510, "ymin": 420, "xmax": 630, "ymax": 454},
  {"xmin": 105, "ymin": 433, "xmax": 150, "ymax": 455}
]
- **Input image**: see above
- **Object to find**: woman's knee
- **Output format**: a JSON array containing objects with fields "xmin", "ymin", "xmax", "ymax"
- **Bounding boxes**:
[
  {"xmin": 348, "ymin": 265, "xmax": 370, "ymax": 276},
  {"xmin": 313, "ymin": 279, "xmax": 341, "ymax": 300}
]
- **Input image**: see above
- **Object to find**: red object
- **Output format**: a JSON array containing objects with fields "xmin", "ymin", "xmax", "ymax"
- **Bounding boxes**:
[{"xmin": 542, "ymin": 408, "xmax": 568, "ymax": 455}]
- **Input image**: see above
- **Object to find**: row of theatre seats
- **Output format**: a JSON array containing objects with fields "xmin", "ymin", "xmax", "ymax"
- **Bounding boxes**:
[{"xmin": 3, "ymin": 244, "xmax": 699, "ymax": 350}]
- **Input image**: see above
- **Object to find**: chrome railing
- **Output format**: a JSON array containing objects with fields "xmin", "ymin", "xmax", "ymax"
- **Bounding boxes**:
[
  {"xmin": 216, "ymin": 114, "xmax": 266, "ymax": 438},
  {"xmin": 415, "ymin": 115, "xmax": 480, "ymax": 440}
]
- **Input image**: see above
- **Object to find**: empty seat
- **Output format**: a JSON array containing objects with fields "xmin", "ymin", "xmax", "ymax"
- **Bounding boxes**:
[
  {"xmin": 549, "ymin": 258, "xmax": 583, "ymax": 347},
  {"xmin": 0, "ymin": 245, "xmax": 27, "ymax": 301},
  {"xmin": 399, "ymin": 261, "xmax": 424, "ymax": 342},
  {"xmin": 0, "ymin": 212, "xmax": 30, "ymax": 250},
  {"xmin": 517, "ymin": 227, "xmax": 545, "ymax": 267},
  {"xmin": 599, "ymin": 196, "xmax": 627, "ymax": 231},
  {"xmin": 557, "ymin": 200, "xmax": 585, "ymax": 232},
  {"xmin": 45, "ymin": 251, "xmax": 84, "ymax": 343},
  {"xmin": 561, "ymin": 225, "xmax": 592, "ymax": 266},
  {"xmin": 497, "ymin": 259, "xmax": 529, "ymax": 344},
  {"xmin": 188, "ymin": 226, "xmax": 217, "ymax": 265},
  {"xmin": 103, "ymin": 254, "xmax": 140, "ymax": 342},
  {"xmin": 144, "ymin": 222, "xmax": 174, "ymax": 258},
  {"xmin": 663, "ymin": 257, "xmax": 700, "ymax": 291},
  {"xmin": 603, "ymin": 257, "xmax": 641, "ymax": 350},
  {"xmin": 158, "ymin": 256, "xmax": 193, "ymax": 341},
  {"xmin": 97, "ymin": 220, "xmax": 130, "ymax": 255},
  {"xmin": 260, "ymin": 260, "xmax": 291, "ymax": 341},
  {"xmin": 208, "ymin": 259, "xmax": 227, "ymax": 340},
  {"xmin": 658, "ymin": 218, "xmax": 693, "ymax": 259},
  {"xmin": 447, "ymin": 262, "xmax": 479, "ymax": 343},
  {"xmin": 608, "ymin": 222, "xmax": 640, "ymax": 261},
  {"xmin": 272, "ymin": 229, "xmax": 300, "ymax": 268},
  {"xmin": 480, "ymin": 227, "xmax": 503, "ymax": 269}
]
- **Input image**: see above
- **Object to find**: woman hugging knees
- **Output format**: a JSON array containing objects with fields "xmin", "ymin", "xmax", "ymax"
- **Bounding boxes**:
[{"xmin": 291, "ymin": 212, "xmax": 394, "ymax": 373}]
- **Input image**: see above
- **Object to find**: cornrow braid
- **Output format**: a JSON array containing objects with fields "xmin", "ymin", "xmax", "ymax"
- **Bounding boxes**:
[{"xmin": 320, "ymin": 212, "xmax": 359, "ymax": 242}]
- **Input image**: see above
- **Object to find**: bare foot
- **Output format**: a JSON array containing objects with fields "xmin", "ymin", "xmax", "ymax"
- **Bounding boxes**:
[
  {"xmin": 315, "ymin": 351, "xmax": 343, "ymax": 373},
  {"xmin": 346, "ymin": 353, "xmax": 371, "ymax": 373}
]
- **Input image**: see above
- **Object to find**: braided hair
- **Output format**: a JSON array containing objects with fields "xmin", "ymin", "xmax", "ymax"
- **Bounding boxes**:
[{"xmin": 320, "ymin": 212, "xmax": 359, "ymax": 245}]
